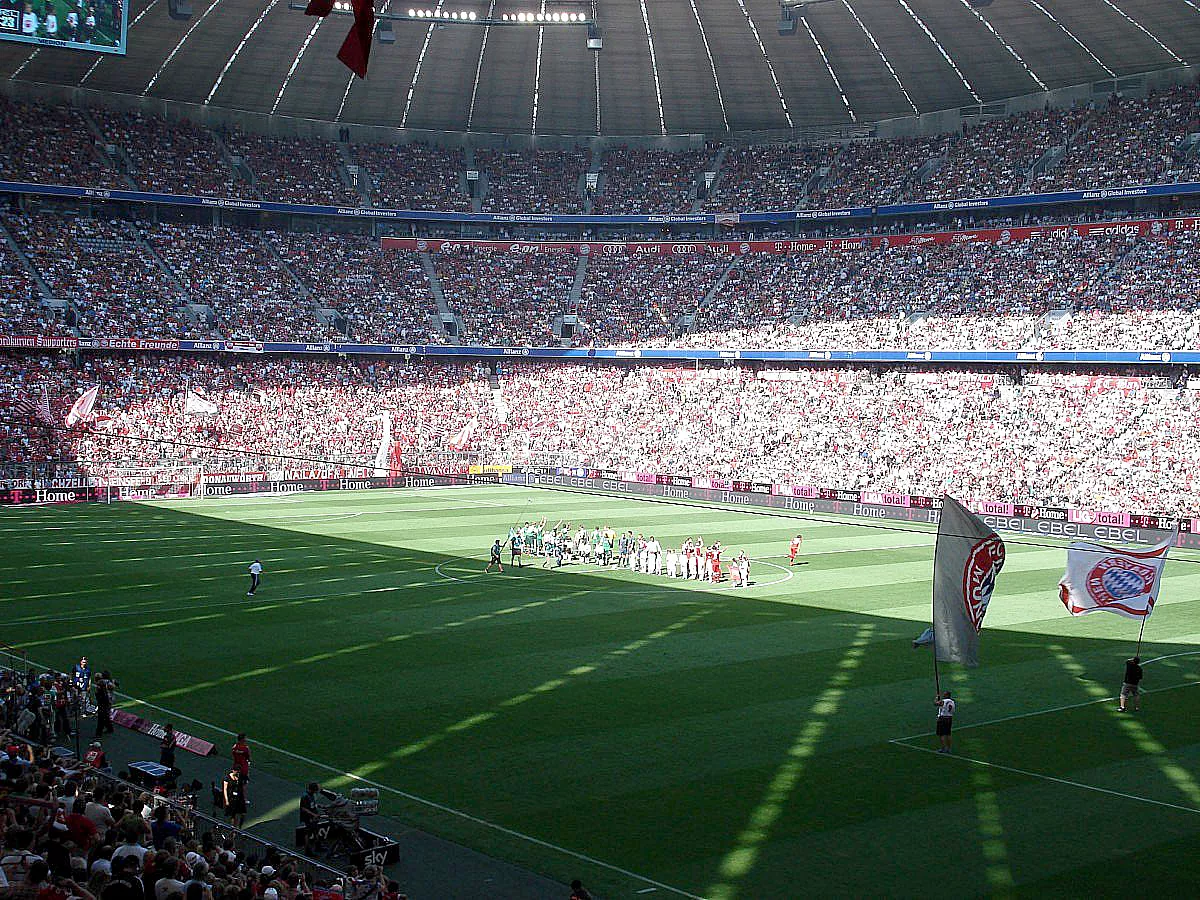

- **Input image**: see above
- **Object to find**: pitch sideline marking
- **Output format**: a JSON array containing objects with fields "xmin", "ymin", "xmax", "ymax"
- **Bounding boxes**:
[
  {"xmin": 889, "ymin": 677, "xmax": 1200, "ymax": 743},
  {"xmin": 890, "ymin": 740, "xmax": 1200, "ymax": 817},
  {"xmin": 106, "ymin": 692, "xmax": 705, "ymax": 900},
  {"xmin": 1143, "ymin": 650, "xmax": 1200, "ymax": 666}
]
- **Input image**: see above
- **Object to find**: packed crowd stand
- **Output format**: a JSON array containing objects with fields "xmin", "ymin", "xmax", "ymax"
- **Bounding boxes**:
[
  {"xmin": 86, "ymin": 111, "xmax": 253, "ymax": 201},
  {"xmin": 0, "ymin": 99, "xmax": 123, "ymax": 191},
  {"xmin": 433, "ymin": 248, "xmax": 572, "ymax": 346},
  {"xmin": 5, "ymin": 209, "xmax": 1200, "ymax": 349},
  {"xmin": 269, "ymin": 234, "xmax": 442, "ymax": 345},
  {"xmin": 347, "ymin": 144, "xmax": 470, "ymax": 212},
  {"xmin": 0, "ymin": 666, "xmax": 401, "ymax": 900},
  {"xmin": 143, "ymin": 224, "xmax": 319, "ymax": 343},
  {"xmin": 3, "ymin": 214, "xmax": 197, "ymax": 340},
  {"xmin": 1031, "ymin": 84, "xmax": 1200, "ymax": 193},
  {"xmin": 701, "ymin": 145, "xmax": 830, "ymax": 211},
  {"xmin": 680, "ymin": 230, "xmax": 1200, "ymax": 352},
  {"xmin": 920, "ymin": 107, "xmax": 1090, "ymax": 200},
  {"xmin": 4, "ymin": 206, "xmax": 1200, "ymax": 350},
  {"xmin": 4, "ymin": 86, "xmax": 1200, "ymax": 211},
  {"xmin": 221, "ymin": 132, "xmax": 358, "ymax": 208},
  {"xmin": 0, "ymin": 238, "xmax": 58, "ymax": 336},
  {"xmin": 476, "ymin": 149, "xmax": 589, "ymax": 214},
  {"xmin": 3, "ymin": 352, "xmax": 1197, "ymax": 517},
  {"xmin": 591, "ymin": 146, "xmax": 712, "ymax": 214},
  {"xmin": 577, "ymin": 252, "xmax": 731, "ymax": 345}
]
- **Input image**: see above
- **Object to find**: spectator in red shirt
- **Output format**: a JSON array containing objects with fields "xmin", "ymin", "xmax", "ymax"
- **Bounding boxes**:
[{"xmin": 230, "ymin": 734, "xmax": 250, "ymax": 784}]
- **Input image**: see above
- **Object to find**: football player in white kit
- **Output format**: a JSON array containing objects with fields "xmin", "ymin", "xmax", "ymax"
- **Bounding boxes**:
[
  {"xmin": 665, "ymin": 547, "xmax": 677, "ymax": 578},
  {"xmin": 646, "ymin": 536, "xmax": 661, "ymax": 575},
  {"xmin": 736, "ymin": 551, "xmax": 750, "ymax": 587}
]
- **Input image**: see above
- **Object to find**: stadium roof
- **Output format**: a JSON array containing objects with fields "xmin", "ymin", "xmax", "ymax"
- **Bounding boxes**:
[{"xmin": 2, "ymin": 0, "xmax": 1199, "ymax": 137}]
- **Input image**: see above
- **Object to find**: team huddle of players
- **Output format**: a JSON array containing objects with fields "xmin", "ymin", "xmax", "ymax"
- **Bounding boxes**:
[{"xmin": 485, "ymin": 518, "xmax": 770, "ymax": 587}]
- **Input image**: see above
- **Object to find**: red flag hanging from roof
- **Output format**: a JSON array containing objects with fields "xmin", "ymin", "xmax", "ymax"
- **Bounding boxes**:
[{"xmin": 306, "ymin": 0, "xmax": 374, "ymax": 78}]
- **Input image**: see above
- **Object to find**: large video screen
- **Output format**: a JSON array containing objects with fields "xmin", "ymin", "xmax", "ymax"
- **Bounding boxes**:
[{"xmin": 0, "ymin": 0, "xmax": 127, "ymax": 54}]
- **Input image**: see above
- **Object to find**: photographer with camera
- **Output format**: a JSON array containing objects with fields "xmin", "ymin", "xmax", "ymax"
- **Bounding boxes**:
[
  {"xmin": 221, "ymin": 769, "xmax": 246, "ymax": 829},
  {"xmin": 92, "ymin": 673, "xmax": 115, "ymax": 739}
]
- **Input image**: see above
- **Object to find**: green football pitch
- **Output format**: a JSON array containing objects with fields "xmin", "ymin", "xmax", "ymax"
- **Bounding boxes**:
[{"xmin": 4, "ymin": 483, "xmax": 1200, "ymax": 898}]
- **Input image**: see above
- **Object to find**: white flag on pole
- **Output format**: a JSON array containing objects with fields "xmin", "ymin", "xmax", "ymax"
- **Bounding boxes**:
[
  {"xmin": 1058, "ymin": 539, "xmax": 1170, "ymax": 619},
  {"xmin": 373, "ymin": 413, "xmax": 392, "ymax": 476},
  {"xmin": 184, "ymin": 390, "xmax": 219, "ymax": 415},
  {"xmin": 65, "ymin": 385, "xmax": 99, "ymax": 427},
  {"xmin": 447, "ymin": 418, "xmax": 478, "ymax": 451},
  {"xmin": 933, "ymin": 496, "xmax": 1007, "ymax": 667}
]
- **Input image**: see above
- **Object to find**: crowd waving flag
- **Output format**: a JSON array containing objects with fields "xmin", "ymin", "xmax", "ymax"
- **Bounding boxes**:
[
  {"xmin": 15, "ymin": 388, "xmax": 55, "ymax": 426},
  {"xmin": 184, "ymin": 389, "xmax": 218, "ymax": 415},
  {"xmin": 1059, "ymin": 539, "xmax": 1171, "ymax": 619},
  {"xmin": 65, "ymin": 385, "xmax": 99, "ymax": 427},
  {"xmin": 933, "ymin": 496, "xmax": 1007, "ymax": 667},
  {"xmin": 447, "ymin": 418, "xmax": 478, "ymax": 451}
]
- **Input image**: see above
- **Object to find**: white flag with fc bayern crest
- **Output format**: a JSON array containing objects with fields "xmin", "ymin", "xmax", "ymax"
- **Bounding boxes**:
[{"xmin": 1058, "ymin": 539, "xmax": 1171, "ymax": 619}]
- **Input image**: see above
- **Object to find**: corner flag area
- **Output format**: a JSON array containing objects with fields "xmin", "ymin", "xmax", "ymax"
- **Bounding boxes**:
[{"xmin": 4, "ymin": 484, "xmax": 1200, "ymax": 897}]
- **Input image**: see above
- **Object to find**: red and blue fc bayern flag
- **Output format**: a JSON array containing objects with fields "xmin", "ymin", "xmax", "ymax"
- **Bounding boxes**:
[{"xmin": 1058, "ymin": 539, "xmax": 1171, "ymax": 619}]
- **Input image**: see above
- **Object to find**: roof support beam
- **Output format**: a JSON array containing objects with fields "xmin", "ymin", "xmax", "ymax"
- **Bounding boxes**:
[
  {"xmin": 145, "ymin": 0, "xmax": 227, "ymax": 95},
  {"xmin": 401, "ymin": 0, "xmax": 445, "ymax": 126},
  {"xmin": 207, "ymin": 0, "xmax": 283, "ymax": 105},
  {"xmin": 1023, "ymin": 0, "xmax": 1115, "ymax": 77},
  {"xmin": 839, "ymin": 0, "xmax": 919, "ymax": 116},
  {"xmin": 466, "ymin": 0, "xmax": 497, "ymax": 129},
  {"xmin": 271, "ymin": 17, "xmax": 324, "ymax": 114},
  {"xmin": 1099, "ymin": 0, "xmax": 1184, "ymax": 64},
  {"xmin": 733, "ymin": 0, "xmax": 793, "ymax": 128},
  {"xmin": 953, "ymin": 0, "xmax": 1046, "ymax": 92},
  {"xmin": 686, "ymin": 0, "xmax": 728, "ymax": 132},
  {"xmin": 636, "ymin": 0, "xmax": 667, "ymax": 134},
  {"xmin": 800, "ymin": 17, "xmax": 856, "ymax": 123},
  {"xmin": 894, "ymin": 0, "xmax": 980, "ymax": 103},
  {"xmin": 79, "ymin": 0, "xmax": 161, "ymax": 86}
]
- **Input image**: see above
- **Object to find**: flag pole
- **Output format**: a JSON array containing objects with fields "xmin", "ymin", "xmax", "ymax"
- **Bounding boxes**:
[
  {"xmin": 931, "ymin": 498, "xmax": 944, "ymax": 698},
  {"xmin": 1135, "ymin": 613, "xmax": 1148, "ymax": 658}
]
